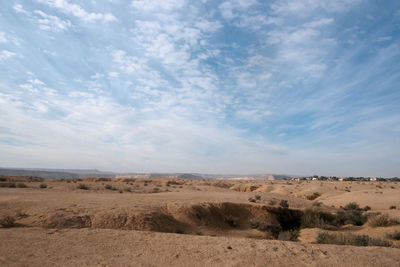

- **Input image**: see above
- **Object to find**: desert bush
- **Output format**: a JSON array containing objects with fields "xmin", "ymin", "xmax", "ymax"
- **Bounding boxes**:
[
  {"xmin": 389, "ymin": 205, "xmax": 396, "ymax": 210},
  {"xmin": 363, "ymin": 206, "xmax": 371, "ymax": 211},
  {"xmin": 251, "ymin": 221, "xmax": 282, "ymax": 237},
  {"xmin": 278, "ymin": 229, "xmax": 300, "ymax": 241},
  {"xmin": 312, "ymin": 201, "xmax": 322, "ymax": 207},
  {"xmin": 306, "ymin": 192, "xmax": 321, "ymax": 200},
  {"xmin": 317, "ymin": 232, "xmax": 392, "ymax": 247},
  {"xmin": 268, "ymin": 199, "xmax": 277, "ymax": 205},
  {"xmin": 337, "ymin": 202, "xmax": 367, "ymax": 226},
  {"xmin": 279, "ymin": 200, "xmax": 289, "ymax": 209},
  {"xmin": 0, "ymin": 215, "xmax": 15, "ymax": 228},
  {"xmin": 255, "ymin": 195, "xmax": 261, "ymax": 200},
  {"xmin": 369, "ymin": 214, "xmax": 399, "ymax": 227},
  {"xmin": 225, "ymin": 216, "xmax": 239, "ymax": 227},
  {"xmin": 16, "ymin": 183, "xmax": 28, "ymax": 188},
  {"xmin": 39, "ymin": 183, "xmax": 47, "ymax": 189},
  {"xmin": 387, "ymin": 231, "xmax": 400, "ymax": 240},
  {"xmin": 0, "ymin": 182, "xmax": 16, "ymax": 188},
  {"xmin": 104, "ymin": 184, "xmax": 117, "ymax": 190},
  {"xmin": 301, "ymin": 209, "xmax": 339, "ymax": 229},
  {"xmin": 248, "ymin": 197, "xmax": 256, "ymax": 203},
  {"xmin": 77, "ymin": 184, "xmax": 89, "ymax": 190},
  {"xmin": 123, "ymin": 187, "xmax": 131, "ymax": 192}
]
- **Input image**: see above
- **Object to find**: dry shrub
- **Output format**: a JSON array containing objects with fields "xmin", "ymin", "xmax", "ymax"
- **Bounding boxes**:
[
  {"xmin": 387, "ymin": 231, "xmax": 400, "ymax": 240},
  {"xmin": 39, "ymin": 183, "xmax": 47, "ymax": 188},
  {"xmin": 0, "ymin": 182, "xmax": 16, "ymax": 188},
  {"xmin": 16, "ymin": 183, "xmax": 28, "ymax": 188},
  {"xmin": 337, "ymin": 202, "xmax": 367, "ymax": 226},
  {"xmin": 104, "ymin": 184, "xmax": 117, "ymax": 190},
  {"xmin": 0, "ymin": 215, "xmax": 15, "ymax": 228},
  {"xmin": 77, "ymin": 184, "xmax": 89, "ymax": 190},
  {"xmin": 278, "ymin": 229, "xmax": 300, "ymax": 241},
  {"xmin": 268, "ymin": 199, "xmax": 277, "ymax": 205},
  {"xmin": 279, "ymin": 200, "xmax": 289, "ymax": 209},
  {"xmin": 389, "ymin": 205, "xmax": 396, "ymax": 210},
  {"xmin": 306, "ymin": 192, "xmax": 321, "ymax": 200},
  {"xmin": 301, "ymin": 209, "xmax": 339, "ymax": 229},
  {"xmin": 317, "ymin": 232, "xmax": 392, "ymax": 247},
  {"xmin": 369, "ymin": 214, "xmax": 399, "ymax": 227}
]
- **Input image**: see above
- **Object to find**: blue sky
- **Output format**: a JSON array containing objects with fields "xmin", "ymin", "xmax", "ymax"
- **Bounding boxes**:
[{"xmin": 1, "ymin": 0, "xmax": 399, "ymax": 176}]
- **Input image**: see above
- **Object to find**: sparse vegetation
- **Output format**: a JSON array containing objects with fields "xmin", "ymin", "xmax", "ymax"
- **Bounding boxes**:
[
  {"xmin": 278, "ymin": 229, "xmax": 299, "ymax": 241},
  {"xmin": 301, "ymin": 209, "xmax": 339, "ymax": 229},
  {"xmin": 0, "ymin": 215, "xmax": 15, "ymax": 228},
  {"xmin": 369, "ymin": 214, "xmax": 399, "ymax": 227},
  {"xmin": 77, "ymin": 184, "xmax": 89, "ymax": 190},
  {"xmin": 337, "ymin": 202, "xmax": 367, "ymax": 226},
  {"xmin": 279, "ymin": 200, "xmax": 289, "ymax": 209},
  {"xmin": 104, "ymin": 184, "xmax": 117, "ymax": 190},
  {"xmin": 317, "ymin": 232, "xmax": 392, "ymax": 247},
  {"xmin": 306, "ymin": 192, "xmax": 321, "ymax": 200},
  {"xmin": 387, "ymin": 231, "xmax": 400, "ymax": 240},
  {"xmin": 0, "ymin": 182, "xmax": 16, "ymax": 188},
  {"xmin": 268, "ymin": 199, "xmax": 277, "ymax": 205},
  {"xmin": 248, "ymin": 197, "xmax": 256, "ymax": 203},
  {"xmin": 39, "ymin": 183, "xmax": 47, "ymax": 189}
]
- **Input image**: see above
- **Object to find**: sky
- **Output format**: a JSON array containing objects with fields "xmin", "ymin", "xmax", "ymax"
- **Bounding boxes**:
[{"xmin": 0, "ymin": 0, "xmax": 399, "ymax": 177}]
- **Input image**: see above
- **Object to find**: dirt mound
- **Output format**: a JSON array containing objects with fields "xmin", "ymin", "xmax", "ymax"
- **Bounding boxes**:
[
  {"xmin": 30, "ymin": 202, "xmax": 304, "ymax": 239},
  {"xmin": 166, "ymin": 202, "xmax": 279, "ymax": 230}
]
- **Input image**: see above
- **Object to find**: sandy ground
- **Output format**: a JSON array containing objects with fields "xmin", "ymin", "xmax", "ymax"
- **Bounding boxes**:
[{"xmin": 1, "ymin": 178, "xmax": 399, "ymax": 266}]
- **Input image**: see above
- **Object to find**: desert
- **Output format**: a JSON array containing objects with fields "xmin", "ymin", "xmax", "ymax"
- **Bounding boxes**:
[{"xmin": 1, "ymin": 175, "xmax": 399, "ymax": 266}]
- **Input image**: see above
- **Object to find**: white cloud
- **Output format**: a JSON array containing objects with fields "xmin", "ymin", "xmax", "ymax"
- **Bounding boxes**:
[
  {"xmin": 37, "ymin": 0, "xmax": 116, "ymax": 22},
  {"xmin": 13, "ymin": 3, "xmax": 29, "ymax": 14},
  {"xmin": 131, "ymin": 0, "xmax": 185, "ymax": 11},
  {"xmin": 34, "ymin": 10, "xmax": 72, "ymax": 32},
  {"xmin": 0, "ymin": 50, "xmax": 17, "ymax": 61},
  {"xmin": 108, "ymin": 72, "xmax": 119, "ymax": 78}
]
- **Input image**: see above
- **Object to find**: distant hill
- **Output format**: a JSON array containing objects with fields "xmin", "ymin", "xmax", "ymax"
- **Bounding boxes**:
[
  {"xmin": 0, "ymin": 167, "xmax": 293, "ymax": 180},
  {"xmin": 0, "ymin": 168, "xmax": 115, "ymax": 178}
]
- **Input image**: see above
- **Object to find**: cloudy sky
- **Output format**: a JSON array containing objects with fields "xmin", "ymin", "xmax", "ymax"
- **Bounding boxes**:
[{"xmin": 0, "ymin": 0, "xmax": 399, "ymax": 176}]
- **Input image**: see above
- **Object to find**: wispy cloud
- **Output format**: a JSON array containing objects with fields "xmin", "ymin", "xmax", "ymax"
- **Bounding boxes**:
[
  {"xmin": 37, "ymin": 0, "xmax": 116, "ymax": 22},
  {"xmin": 0, "ymin": 0, "xmax": 399, "ymax": 176}
]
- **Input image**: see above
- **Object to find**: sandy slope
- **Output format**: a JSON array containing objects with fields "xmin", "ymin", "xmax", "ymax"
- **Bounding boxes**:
[{"xmin": 1, "ymin": 228, "xmax": 399, "ymax": 267}]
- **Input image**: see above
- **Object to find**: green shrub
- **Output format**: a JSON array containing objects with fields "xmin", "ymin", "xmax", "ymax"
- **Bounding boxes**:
[
  {"xmin": 317, "ymin": 232, "xmax": 392, "ymax": 247},
  {"xmin": 77, "ymin": 184, "xmax": 89, "ymax": 190},
  {"xmin": 337, "ymin": 202, "xmax": 367, "ymax": 226},
  {"xmin": 39, "ymin": 183, "xmax": 47, "ymax": 189}
]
